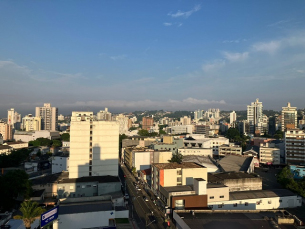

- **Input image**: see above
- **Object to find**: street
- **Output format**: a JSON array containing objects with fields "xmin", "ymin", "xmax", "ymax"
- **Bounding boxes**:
[{"xmin": 119, "ymin": 165, "xmax": 172, "ymax": 229}]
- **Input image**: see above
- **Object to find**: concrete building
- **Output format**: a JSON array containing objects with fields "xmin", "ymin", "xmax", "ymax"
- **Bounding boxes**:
[
  {"xmin": 178, "ymin": 147, "xmax": 212, "ymax": 157},
  {"xmin": 218, "ymin": 144, "xmax": 242, "ymax": 156},
  {"xmin": 142, "ymin": 116, "xmax": 154, "ymax": 131},
  {"xmin": 170, "ymin": 125, "xmax": 193, "ymax": 135},
  {"xmin": 281, "ymin": 102, "xmax": 297, "ymax": 131},
  {"xmin": 184, "ymin": 137, "xmax": 229, "ymax": 155},
  {"xmin": 14, "ymin": 130, "xmax": 60, "ymax": 142},
  {"xmin": 180, "ymin": 116, "xmax": 191, "ymax": 125},
  {"xmin": 259, "ymin": 143, "xmax": 280, "ymax": 165},
  {"xmin": 150, "ymin": 138, "xmax": 184, "ymax": 155},
  {"xmin": 0, "ymin": 122, "xmax": 13, "ymax": 141},
  {"xmin": 7, "ymin": 108, "xmax": 21, "ymax": 129},
  {"xmin": 115, "ymin": 114, "xmax": 130, "ymax": 134},
  {"xmin": 96, "ymin": 107, "xmax": 112, "ymax": 121},
  {"xmin": 69, "ymin": 111, "xmax": 119, "ymax": 179},
  {"xmin": 0, "ymin": 145, "xmax": 13, "ymax": 154},
  {"xmin": 4, "ymin": 141, "xmax": 28, "ymax": 150},
  {"xmin": 247, "ymin": 98, "xmax": 263, "ymax": 135},
  {"xmin": 205, "ymin": 109, "xmax": 220, "ymax": 122},
  {"xmin": 151, "ymin": 162, "xmax": 207, "ymax": 195},
  {"xmin": 230, "ymin": 111, "xmax": 236, "ymax": 125},
  {"xmin": 52, "ymin": 155, "xmax": 69, "ymax": 174},
  {"xmin": 285, "ymin": 129, "xmax": 305, "ymax": 165},
  {"xmin": 58, "ymin": 114, "xmax": 65, "ymax": 121},
  {"xmin": 35, "ymin": 103, "xmax": 58, "ymax": 131},
  {"xmin": 22, "ymin": 114, "xmax": 41, "ymax": 131},
  {"xmin": 208, "ymin": 172, "xmax": 262, "ymax": 192},
  {"xmin": 194, "ymin": 125, "xmax": 210, "ymax": 136},
  {"xmin": 182, "ymin": 155, "xmax": 220, "ymax": 173},
  {"xmin": 194, "ymin": 109, "xmax": 204, "ymax": 120}
]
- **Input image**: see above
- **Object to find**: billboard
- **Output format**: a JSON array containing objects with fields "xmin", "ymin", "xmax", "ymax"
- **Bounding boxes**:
[{"xmin": 40, "ymin": 205, "xmax": 59, "ymax": 227}]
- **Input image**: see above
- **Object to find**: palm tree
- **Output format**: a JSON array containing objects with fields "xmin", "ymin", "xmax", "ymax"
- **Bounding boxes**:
[{"xmin": 14, "ymin": 200, "xmax": 45, "ymax": 229}]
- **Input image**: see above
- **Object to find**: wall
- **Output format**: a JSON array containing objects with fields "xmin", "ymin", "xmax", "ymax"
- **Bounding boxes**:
[
  {"xmin": 178, "ymin": 148, "xmax": 212, "ymax": 157},
  {"xmin": 133, "ymin": 151, "xmax": 151, "ymax": 171},
  {"xmin": 164, "ymin": 169, "xmax": 177, "ymax": 186},
  {"xmin": 171, "ymin": 195, "xmax": 208, "ymax": 209},
  {"xmin": 206, "ymin": 186, "xmax": 229, "ymax": 202},
  {"xmin": 223, "ymin": 178, "xmax": 262, "ymax": 192},
  {"xmin": 173, "ymin": 211, "xmax": 191, "ymax": 229},
  {"xmin": 182, "ymin": 168, "xmax": 207, "ymax": 185},
  {"xmin": 98, "ymin": 182, "xmax": 121, "ymax": 195},
  {"xmin": 52, "ymin": 157, "xmax": 69, "ymax": 174},
  {"xmin": 157, "ymin": 151, "xmax": 172, "ymax": 163}
]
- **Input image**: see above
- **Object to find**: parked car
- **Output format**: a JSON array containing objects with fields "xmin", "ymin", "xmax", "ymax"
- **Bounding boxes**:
[
  {"xmin": 124, "ymin": 194, "xmax": 129, "ymax": 200},
  {"xmin": 143, "ymin": 196, "xmax": 148, "ymax": 202}
]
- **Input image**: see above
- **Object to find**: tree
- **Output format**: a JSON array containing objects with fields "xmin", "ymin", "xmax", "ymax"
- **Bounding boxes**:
[
  {"xmin": 138, "ymin": 129, "xmax": 149, "ymax": 136},
  {"xmin": 52, "ymin": 139, "xmax": 62, "ymax": 147},
  {"xmin": 29, "ymin": 138, "xmax": 52, "ymax": 147},
  {"xmin": 0, "ymin": 170, "xmax": 32, "ymax": 211},
  {"xmin": 168, "ymin": 153, "xmax": 183, "ymax": 163},
  {"xmin": 128, "ymin": 126, "xmax": 137, "ymax": 131},
  {"xmin": 61, "ymin": 133, "xmax": 70, "ymax": 141},
  {"xmin": 14, "ymin": 201, "xmax": 45, "ymax": 229},
  {"xmin": 274, "ymin": 130, "xmax": 283, "ymax": 140},
  {"xmin": 159, "ymin": 130, "xmax": 166, "ymax": 135},
  {"xmin": 226, "ymin": 128, "xmax": 240, "ymax": 142}
]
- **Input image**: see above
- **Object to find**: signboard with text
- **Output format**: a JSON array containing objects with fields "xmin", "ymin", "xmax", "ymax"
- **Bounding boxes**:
[{"xmin": 40, "ymin": 205, "xmax": 59, "ymax": 227}]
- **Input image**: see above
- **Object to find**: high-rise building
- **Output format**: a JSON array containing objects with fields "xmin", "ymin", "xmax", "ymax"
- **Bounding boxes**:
[
  {"xmin": 247, "ymin": 98, "xmax": 263, "ymax": 135},
  {"xmin": 97, "ymin": 108, "xmax": 112, "ymax": 121},
  {"xmin": 0, "ymin": 122, "xmax": 13, "ymax": 141},
  {"xmin": 69, "ymin": 112, "xmax": 119, "ymax": 179},
  {"xmin": 142, "ymin": 117, "xmax": 154, "ymax": 131},
  {"xmin": 115, "ymin": 114, "xmax": 129, "ymax": 134},
  {"xmin": 180, "ymin": 116, "xmax": 191, "ymax": 125},
  {"xmin": 205, "ymin": 109, "xmax": 220, "ymax": 122},
  {"xmin": 35, "ymin": 103, "xmax": 58, "ymax": 131},
  {"xmin": 285, "ymin": 129, "xmax": 305, "ymax": 165},
  {"xmin": 281, "ymin": 102, "xmax": 297, "ymax": 131},
  {"xmin": 58, "ymin": 114, "xmax": 65, "ymax": 121},
  {"xmin": 7, "ymin": 108, "xmax": 21, "ymax": 129},
  {"xmin": 22, "ymin": 114, "xmax": 41, "ymax": 131},
  {"xmin": 230, "ymin": 111, "xmax": 236, "ymax": 125},
  {"xmin": 194, "ymin": 110, "xmax": 204, "ymax": 120}
]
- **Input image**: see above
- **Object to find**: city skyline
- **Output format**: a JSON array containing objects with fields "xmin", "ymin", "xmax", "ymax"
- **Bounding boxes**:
[{"xmin": 1, "ymin": 1, "xmax": 305, "ymax": 116}]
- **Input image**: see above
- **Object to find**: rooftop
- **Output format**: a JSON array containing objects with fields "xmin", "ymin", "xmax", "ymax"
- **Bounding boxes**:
[
  {"xmin": 5, "ymin": 141, "xmax": 27, "ymax": 145},
  {"xmin": 175, "ymin": 210, "xmax": 297, "ymax": 229},
  {"xmin": 229, "ymin": 189, "xmax": 296, "ymax": 201},
  {"xmin": 164, "ymin": 185, "xmax": 194, "ymax": 193},
  {"xmin": 208, "ymin": 172, "xmax": 258, "ymax": 183},
  {"xmin": 59, "ymin": 200, "xmax": 113, "ymax": 215},
  {"xmin": 207, "ymin": 183, "xmax": 227, "ymax": 189},
  {"xmin": 58, "ymin": 175, "xmax": 120, "ymax": 184},
  {"xmin": 153, "ymin": 162, "xmax": 205, "ymax": 170},
  {"xmin": 218, "ymin": 155, "xmax": 253, "ymax": 172},
  {"xmin": 0, "ymin": 145, "xmax": 12, "ymax": 150},
  {"xmin": 30, "ymin": 172, "xmax": 69, "ymax": 185}
]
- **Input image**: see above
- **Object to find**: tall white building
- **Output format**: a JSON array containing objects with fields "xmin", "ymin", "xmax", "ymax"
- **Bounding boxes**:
[
  {"xmin": 230, "ymin": 111, "xmax": 236, "ymax": 125},
  {"xmin": 22, "ymin": 114, "xmax": 41, "ymax": 131},
  {"xmin": 97, "ymin": 108, "xmax": 112, "ymax": 121},
  {"xmin": 7, "ymin": 108, "xmax": 21, "ymax": 129},
  {"xmin": 115, "ymin": 114, "xmax": 129, "ymax": 134},
  {"xmin": 205, "ymin": 109, "xmax": 220, "ymax": 122},
  {"xmin": 247, "ymin": 98, "xmax": 263, "ymax": 135},
  {"xmin": 281, "ymin": 102, "xmax": 297, "ymax": 131},
  {"xmin": 69, "ymin": 112, "xmax": 119, "ymax": 179},
  {"xmin": 180, "ymin": 116, "xmax": 191, "ymax": 125},
  {"xmin": 194, "ymin": 110, "xmax": 204, "ymax": 120},
  {"xmin": 35, "ymin": 103, "xmax": 58, "ymax": 131}
]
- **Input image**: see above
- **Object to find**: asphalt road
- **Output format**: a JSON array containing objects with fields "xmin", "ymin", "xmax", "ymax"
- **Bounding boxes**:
[
  {"xmin": 119, "ymin": 165, "xmax": 171, "ymax": 229},
  {"xmin": 254, "ymin": 167, "xmax": 283, "ymax": 189}
]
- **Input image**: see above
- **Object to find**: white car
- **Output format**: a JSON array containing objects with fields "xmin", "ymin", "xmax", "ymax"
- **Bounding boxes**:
[{"xmin": 124, "ymin": 194, "xmax": 129, "ymax": 200}]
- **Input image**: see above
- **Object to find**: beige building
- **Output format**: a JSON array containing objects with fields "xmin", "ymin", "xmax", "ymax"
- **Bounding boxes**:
[
  {"xmin": 285, "ymin": 129, "xmax": 305, "ymax": 165},
  {"xmin": 22, "ymin": 114, "xmax": 41, "ymax": 131},
  {"xmin": 115, "ymin": 114, "xmax": 130, "ymax": 134},
  {"xmin": 151, "ymin": 162, "xmax": 207, "ymax": 195},
  {"xmin": 35, "ymin": 103, "xmax": 58, "ymax": 131},
  {"xmin": 218, "ymin": 143, "xmax": 242, "ymax": 156},
  {"xmin": 0, "ymin": 145, "xmax": 13, "ymax": 155},
  {"xmin": 0, "ymin": 122, "xmax": 12, "ymax": 141},
  {"xmin": 281, "ymin": 102, "xmax": 297, "ymax": 131},
  {"xmin": 4, "ymin": 141, "xmax": 28, "ymax": 150},
  {"xmin": 69, "ymin": 111, "xmax": 119, "ymax": 179},
  {"xmin": 97, "ymin": 107, "xmax": 112, "ymax": 121},
  {"xmin": 259, "ymin": 143, "xmax": 280, "ymax": 165},
  {"xmin": 180, "ymin": 116, "xmax": 191, "ymax": 125}
]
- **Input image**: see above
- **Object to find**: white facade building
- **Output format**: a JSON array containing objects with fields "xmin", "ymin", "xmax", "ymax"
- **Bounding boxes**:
[
  {"xmin": 52, "ymin": 156, "xmax": 69, "ymax": 174},
  {"xmin": 96, "ymin": 107, "xmax": 112, "ymax": 121},
  {"xmin": 35, "ymin": 103, "xmax": 58, "ymax": 131},
  {"xmin": 230, "ymin": 111, "xmax": 236, "ymax": 125},
  {"xmin": 22, "ymin": 114, "xmax": 41, "ymax": 131},
  {"xmin": 247, "ymin": 98, "xmax": 263, "ymax": 135},
  {"xmin": 14, "ymin": 130, "xmax": 60, "ymax": 142},
  {"xmin": 69, "ymin": 111, "xmax": 119, "ymax": 179},
  {"xmin": 259, "ymin": 143, "xmax": 280, "ymax": 165},
  {"xmin": 115, "ymin": 114, "xmax": 129, "ymax": 134},
  {"xmin": 171, "ymin": 125, "xmax": 193, "ymax": 135},
  {"xmin": 7, "ymin": 108, "xmax": 21, "ymax": 129},
  {"xmin": 178, "ymin": 148, "xmax": 213, "ymax": 157}
]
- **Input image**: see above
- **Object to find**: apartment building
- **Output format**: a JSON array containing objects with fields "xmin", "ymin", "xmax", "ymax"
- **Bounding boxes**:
[
  {"xmin": 35, "ymin": 103, "xmax": 58, "ymax": 131},
  {"xmin": 259, "ymin": 143, "xmax": 280, "ymax": 165},
  {"xmin": 281, "ymin": 102, "xmax": 297, "ymax": 131},
  {"xmin": 218, "ymin": 144, "xmax": 242, "ymax": 156},
  {"xmin": 7, "ymin": 108, "xmax": 21, "ymax": 129},
  {"xmin": 151, "ymin": 162, "xmax": 207, "ymax": 195},
  {"xmin": 69, "ymin": 111, "xmax": 119, "ymax": 179},
  {"xmin": 184, "ymin": 137, "xmax": 229, "ymax": 155},
  {"xmin": 180, "ymin": 116, "xmax": 191, "ymax": 125},
  {"xmin": 96, "ymin": 107, "xmax": 112, "ymax": 121},
  {"xmin": 285, "ymin": 129, "xmax": 305, "ymax": 165},
  {"xmin": 247, "ymin": 98, "xmax": 263, "ymax": 135},
  {"xmin": 230, "ymin": 111, "xmax": 236, "ymax": 125},
  {"xmin": 22, "ymin": 114, "xmax": 41, "ymax": 131},
  {"xmin": 142, "ymin": 116, "xmax": 154, "ymax": 130},
  {"xmin": 0, "ymin": 122, "xmax": 12, "ymax": 141}
]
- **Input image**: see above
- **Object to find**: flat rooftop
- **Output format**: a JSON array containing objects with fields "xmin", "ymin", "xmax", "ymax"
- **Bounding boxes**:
[
  {"xmin": 229, "ymin": 189, "xmax": 296, "ymax": 201},
  {"xmin": 219, "ymin": 155, "xmax": 253, "ymax": 172},
  {"xmin": 30, "ymin": 172, "xmax": 69, "ymax": 185},
  {"xmin": 59, "ymin": 200, "xmax": 113, "ymax": 215},
  {"xmin": 153, "ymin": 162, "xmax": 205, "ymax": 169},
  {"xmin": 164, "ymin": 185, "xmax": 194, "ymax": 193},
  {"xmin": 58, "ymin": 175, "xmax": 120, "ymax": 184},
  {"xmin": 208, "ymin": 172, "xmax": 258, "ymax": 182},
  {"xmin": 176, "ymin": 210, "xmax": 297, "ymax": 229},
  {"xmin": 207, "ymin": 183, "xmax": 227, "ymax": 189}
]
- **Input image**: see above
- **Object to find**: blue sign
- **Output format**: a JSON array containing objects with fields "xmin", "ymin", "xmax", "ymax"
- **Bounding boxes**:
[{"xmin": 40, "ymin": 205, "xmax": 59, "ymax": 227}]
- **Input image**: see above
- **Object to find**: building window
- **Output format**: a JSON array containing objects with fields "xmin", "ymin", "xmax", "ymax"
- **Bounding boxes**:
[
  {"xmin": 70, "ymin": 186, "xmax": 74, "ymax": 190},
  {"xmin": 82, "ymin": 185, "xmax": 85, "ymax": 188},
  {"xmin": 86, "ymin": 185, "xmax": 91, "ymax": 188},
  {"xmin": 218, "ymin": 205, "xmax": 223, "ymax": 208},
  {"xmin": 233, "ymin": 203, "xmax": 237, "ymax": 207},
  {"xmin": 77, "ymin": 185, "xmax": 80, "ymax": 188},
  {"xmin": 268, "ymin": 201, "xmax": 272, "ymax": 204},
  {"xmin": 220, "ymin": 195, "xmax": 224, "ymax": 198},
  {"xmin": 279, "ymin": 200, "xmax": 282, "ymax": 203},
  {"xmin": 209, "ymin": 196, "xmax": 214, "ymax": 199},
  {"xmin": 93, "ymin": 185, "xmax": 97, "ymax": 188},
  {"xmin": 245, "ymin": 202, "xmax": 248, "ymax": 206}
]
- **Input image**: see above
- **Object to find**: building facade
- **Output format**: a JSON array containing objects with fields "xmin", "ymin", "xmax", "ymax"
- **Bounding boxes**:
[
  {"xmin": 69, "ymin": 112, "xmax": 119, "ymax": 179},
  {"xmin": 259, "ymin": 143, "xmax": 280, "ymax": 165},
  {"xmin": 285, "ymin": 129, "xmax": 305, "ymax": 165},
  {"xmin": 96, "ymin": 107, "xmax": 112, "ymax": 121},
  {"xmin": 142, "ymin": 117, "xmax": 154, "ymax": 131},
  {"xmin": 247, "ymin": 98, "xmax": 263, "ymax": 135},
  {"xmin": 22, "ymin": 114, "xmax": 41, "ymax": 131},
  {"xmin": 35, "ymin": 103, "xmax": 58, "ymax": 131},
  {"xmin": 230, "ymin": 111, "xmax": 236, "ymax": 125},
  {"xmin": 0, "ymin": 122, "xmax": 12, "ymax": 141},
  {"xmin": 281, "ymin": 102, "xmax": 297, "ymax": 131},
  {"xmin": 7, "ymin": 108, "xmax": 21, "ymax": 129}
]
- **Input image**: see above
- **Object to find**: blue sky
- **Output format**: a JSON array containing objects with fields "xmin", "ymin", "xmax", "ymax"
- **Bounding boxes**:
[{"xmin": 0, "ymin": 0, "xmax": 305, "ymax": 116}]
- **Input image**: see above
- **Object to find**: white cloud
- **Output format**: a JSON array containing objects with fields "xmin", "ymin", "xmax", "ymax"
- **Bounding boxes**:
[
  {"xmin": 223, "ymin": 51, "xmax": 249, "ymax": 62},
  {"xmin": 267, "ymin": 20, "xmax": 290, "ymax": 27},
  {"xmin": 252, "ymin": 40, "xmax": 281, "ymax": 54},
  {"xmin": 163, "ymin": 22, "xmax": 172, "ymax": 26},
  {"xmin": 168, "ymin": 5, "xmax": 201, "ymax": 18},
  {"xmin": 110, "ymin": 55, "xmax": 126, "ymax": 60},
  {"xmin": 202, "ymin": 60, "xmax": 225, "ymax": 72}
]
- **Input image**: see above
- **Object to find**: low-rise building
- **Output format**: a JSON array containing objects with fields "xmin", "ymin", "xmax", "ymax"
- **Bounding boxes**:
[
  {"xmin": 178, "ymin": 147, "xmax": 212, "ymax": 157},
  {"xmin": 182, "ymin": 155, "xmax": 220, "ymax": 173},
  {"xmin": 184, "ymin": 137, "xmax": 229, "ymax": 155},
  {"xmin": 218, "ymin": 144, "xmax": 242, "ymax": 156},
  {"xmin": 52, "ymin": 155, "xmax": 69, "ymax": 174},
  {"xmin": 4, "ymin": 141, "xmax": 28, "ymax": 150},
  {"xmin": 285, "ymin": 129, "xmax": 305, "ymax": 165},
  {"xmin": 259, "ymin": 143, "xmax": 280, "ymax": 165},
  {"xmin": 218, "ymin": 155, "xmax": 255, "ymax": 173},
  {"xmin": 0, "ymin": 145, "xmax": 13, "ymax": 154},
  {"xmin": 14, "ymin": 130, "xmax": 60, "ymax": 142}
]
